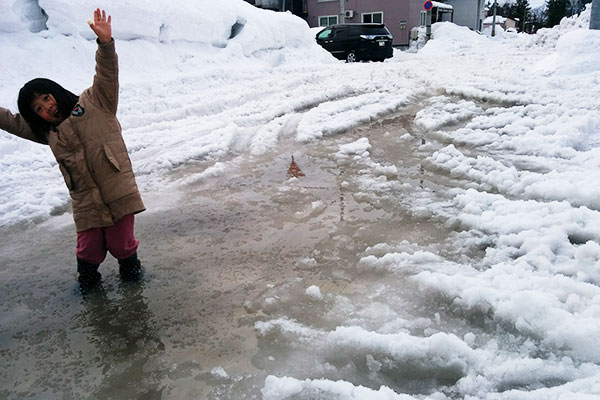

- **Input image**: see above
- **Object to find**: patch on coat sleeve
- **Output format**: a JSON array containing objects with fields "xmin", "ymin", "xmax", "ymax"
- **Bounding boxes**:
[{"xmin": 71, "ymin": 104, "xmax": 85, "ymax": 117}]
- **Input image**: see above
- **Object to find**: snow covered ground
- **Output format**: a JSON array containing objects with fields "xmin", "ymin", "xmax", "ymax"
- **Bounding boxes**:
[{"xmin": 1, "ymin": 1, "xmax": 600, "ymax": 399}]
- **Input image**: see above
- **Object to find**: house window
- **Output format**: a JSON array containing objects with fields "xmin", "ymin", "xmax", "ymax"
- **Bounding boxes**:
[
  {"xmin": 319, "ymin": 15, "xmax": 338, "ymax": 27},
  {"xmin": 362, "ymin": 12, "xmax": 383, "ymax": 24},
  {"xmin": 420, "ymin": 11, "xmax": 427, "ymax": 27}
]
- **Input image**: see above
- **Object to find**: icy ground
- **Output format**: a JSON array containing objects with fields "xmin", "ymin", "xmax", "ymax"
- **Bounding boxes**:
[{"xmin": 2, "ymin": 2, "xmax": 600, "ymax": 399}]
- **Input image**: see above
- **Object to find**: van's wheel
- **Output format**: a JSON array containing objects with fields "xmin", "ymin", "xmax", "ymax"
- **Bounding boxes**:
[{"xmin": 345, "ymin": 51, "xmax": 357, "ymax": 63}]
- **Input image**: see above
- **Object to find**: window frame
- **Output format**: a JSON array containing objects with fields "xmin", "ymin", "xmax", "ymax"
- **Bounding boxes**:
[
  {"xmin": 318, "ymin": 15, "xmax": 339, "ymax": 27},
  {"xmin": 361, "ymin": 11, "xmax": 383, "ymax": 24}
]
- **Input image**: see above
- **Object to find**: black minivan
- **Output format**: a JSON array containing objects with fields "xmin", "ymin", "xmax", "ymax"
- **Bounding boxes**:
[{"xmin": 316, "ymin": 24, "xmax": 393, "ymax": 63}]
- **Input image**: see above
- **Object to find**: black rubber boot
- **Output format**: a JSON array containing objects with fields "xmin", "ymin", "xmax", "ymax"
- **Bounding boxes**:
[
  {"xmin": 118, "ymin": 252, "xmax": 143, "ymax": 282},
  {"xmin": 77, "ymin": 258, "xmax": 101, "ymax": 291}
]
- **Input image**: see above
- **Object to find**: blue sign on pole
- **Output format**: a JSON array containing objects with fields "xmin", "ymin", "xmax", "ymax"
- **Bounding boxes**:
[{"xmin": 423, "ymin": 1, "xmax": 433, "ymax": 10}]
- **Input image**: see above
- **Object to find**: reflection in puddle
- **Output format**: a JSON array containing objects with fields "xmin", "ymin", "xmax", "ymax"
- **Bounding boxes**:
[
  {"xmin": 286, "ymin": 156, "xmax": 305, "ymax": 178},
  {"xmin": 81, "ymin": 282, "xmax": 166, "ymax": 398}
]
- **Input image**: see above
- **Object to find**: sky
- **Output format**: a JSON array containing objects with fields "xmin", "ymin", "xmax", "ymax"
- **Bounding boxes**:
[
  {"xmin": 1, "ymin": 0, "xmax": 600, "ymax": 398},
  {"xmin": 498, "ymin": 0, "xmax": 547, "ymax": 9}
]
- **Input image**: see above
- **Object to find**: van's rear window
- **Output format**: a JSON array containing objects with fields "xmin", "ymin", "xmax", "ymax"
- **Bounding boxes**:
[{"xmin": 362, "ymin": 26, "xmax": 390, "ymax": 35}]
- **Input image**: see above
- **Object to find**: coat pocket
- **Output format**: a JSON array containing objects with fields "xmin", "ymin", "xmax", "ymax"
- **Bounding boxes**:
[
  {"xmin": 103, "ymin": 144, "xmax": 121, "ymax": 172},
  {"xmin": 58, "ymin": 161, "xmax": 74, "ymax": 191}
]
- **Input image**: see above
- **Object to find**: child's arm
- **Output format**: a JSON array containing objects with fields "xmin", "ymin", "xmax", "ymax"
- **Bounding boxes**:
[
  {"xmin": 0, "ymin": 107, "xmax": 42, "ymax": 143},
  {"xmin": 86, "ymin": 9, "xmax": 119, "ymax": 114}
]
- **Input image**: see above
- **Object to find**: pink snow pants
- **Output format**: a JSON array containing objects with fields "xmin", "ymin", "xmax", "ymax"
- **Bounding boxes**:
[{"xmin": 76, "ymin": 214, "xmax": 139, "ymax": 265}]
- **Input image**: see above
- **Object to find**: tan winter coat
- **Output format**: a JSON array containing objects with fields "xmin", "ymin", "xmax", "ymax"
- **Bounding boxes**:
[{"xmin": 0, "ymin": 40, "xmax": 145, "ymax": 232}]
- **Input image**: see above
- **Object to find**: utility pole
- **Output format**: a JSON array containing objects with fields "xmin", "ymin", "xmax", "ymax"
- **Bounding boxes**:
[
  {"xmin": 592, "ymin": 0, "xmax": 600, "ymax": 29},
  {"xmin": 426, "ymin": 10, "xmax": 432, "ymax": 39},
  {"xmin": 339, "ymin": 0, "xmax": 345, "ymax": 23},
  {"xmin": 492, "ymin": 0, "xmax": 497, "ymax": 37}
]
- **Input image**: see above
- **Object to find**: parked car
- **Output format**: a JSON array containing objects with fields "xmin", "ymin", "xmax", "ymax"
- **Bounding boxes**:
[{"xmin": 315, "ymin": 24, "xmax": 393, "ymax": 63}]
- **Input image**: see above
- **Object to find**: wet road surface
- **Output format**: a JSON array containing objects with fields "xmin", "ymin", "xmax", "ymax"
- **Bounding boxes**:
[{"xmin": 1, "ymin": 99, "xmax": 482, "ymax": 399}]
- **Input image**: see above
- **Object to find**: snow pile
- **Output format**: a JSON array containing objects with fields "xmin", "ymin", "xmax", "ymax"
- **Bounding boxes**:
[
  {"xmin": 256, "ymin": 318, "xmax": 479, "ymax": 382},
  {"xmin": 536, "ymin": 28, "xmax": 600, "ymax": 76},
  {"xmin": 385, "ymin": 10, "xmax": 600, "ymax": 398},
  {"xmin": 305, "ymin": 285, "xmax": 323, "ymax": 300},
  {"xmin": 534, "ymin": 5, "xmax": 592, "ymax": 48},
  {"xmin": 255, "ymin": 285, "xmax": 600, "ymax": 398},
  {"xmin": 0, "ymin": 0, "xmax": 333, "ymax": 93},
  {"xmin": 414, "ymin": 96, "xmax": 483, "ymax": 131},
  {"xmin": 418, "ymin": 22, "xmax": 489, "ymax": 56},
  {"xmin": 262, "ymin": 375, "xmax": 417, "ymax": 400},
  {"xmin": 483, "ymin": 16, "xmax": 508, "ymax": 24},
  {"xmin": 1, "ymin": 0, "xmax": 323, "ymax": 54}
]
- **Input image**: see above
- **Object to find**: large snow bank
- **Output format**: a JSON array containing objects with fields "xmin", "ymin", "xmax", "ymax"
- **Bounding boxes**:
[
  {"xmin": 537, "ymin": 28, "xmax": 600, "ymax": 76},
  {"xmin": 2, "ymin": 0, "xmax": 316, "ymax": 48},
  {"xmin": 0, "ymin": 0, "xmax": 332, "ymax": 93},
  {"xmin": 418, "ymin": 22, "xmax": 489, "ymax": 56},
  {"xmin": 534, "ymin": 5, "xmax": 592, "ymax": 48}
]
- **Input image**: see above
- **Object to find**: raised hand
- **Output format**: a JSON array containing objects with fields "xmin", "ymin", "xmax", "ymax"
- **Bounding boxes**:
[{"xmin": 88, "ymin": 8, "xmax": 112, "ymax": 43}]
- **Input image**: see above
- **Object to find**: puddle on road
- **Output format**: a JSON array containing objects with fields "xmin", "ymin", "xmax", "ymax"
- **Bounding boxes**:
[{"xmin": 0, "ymin": 102, "xmax": 484, "ymax": 399}]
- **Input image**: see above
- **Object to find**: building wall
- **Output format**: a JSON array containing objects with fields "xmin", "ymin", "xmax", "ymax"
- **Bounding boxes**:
[
  {"xmin": 483, "ymin": 17, "xmax": 517, "ymax": 31},
  {"xmin": 309, "ymin": 0, "xmax": 339, "ymax": 24},
  {"xmin": 506, "ymin": 18, "xmax": 516, "ymax": 29},
  {"xmin": 407, "ymin": 0, "xmax": 425, "ymax": 45},
  {"xmin": 443, "ymin": 0, "xmax": 485, "ymax": 31}
]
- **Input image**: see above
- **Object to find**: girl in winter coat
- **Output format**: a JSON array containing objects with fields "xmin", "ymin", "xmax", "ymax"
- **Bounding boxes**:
[{"xmin": 0, "ymin": 9, "xmax": 145, "ymax": 291}]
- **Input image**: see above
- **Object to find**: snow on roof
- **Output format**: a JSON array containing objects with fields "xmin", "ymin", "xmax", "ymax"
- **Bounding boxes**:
[
  {"xmin": 484, "ymin": 15, "xmax": 507, "ymax": 24},
  {"xmin": 431, "ymin": 1, "xmax": 454, "ymax": 10}
]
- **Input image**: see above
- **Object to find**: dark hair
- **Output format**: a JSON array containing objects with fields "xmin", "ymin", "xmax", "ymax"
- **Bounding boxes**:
[{"xmin": 17, "ymin": 78, "xmax": 79, "ymax": 144}]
